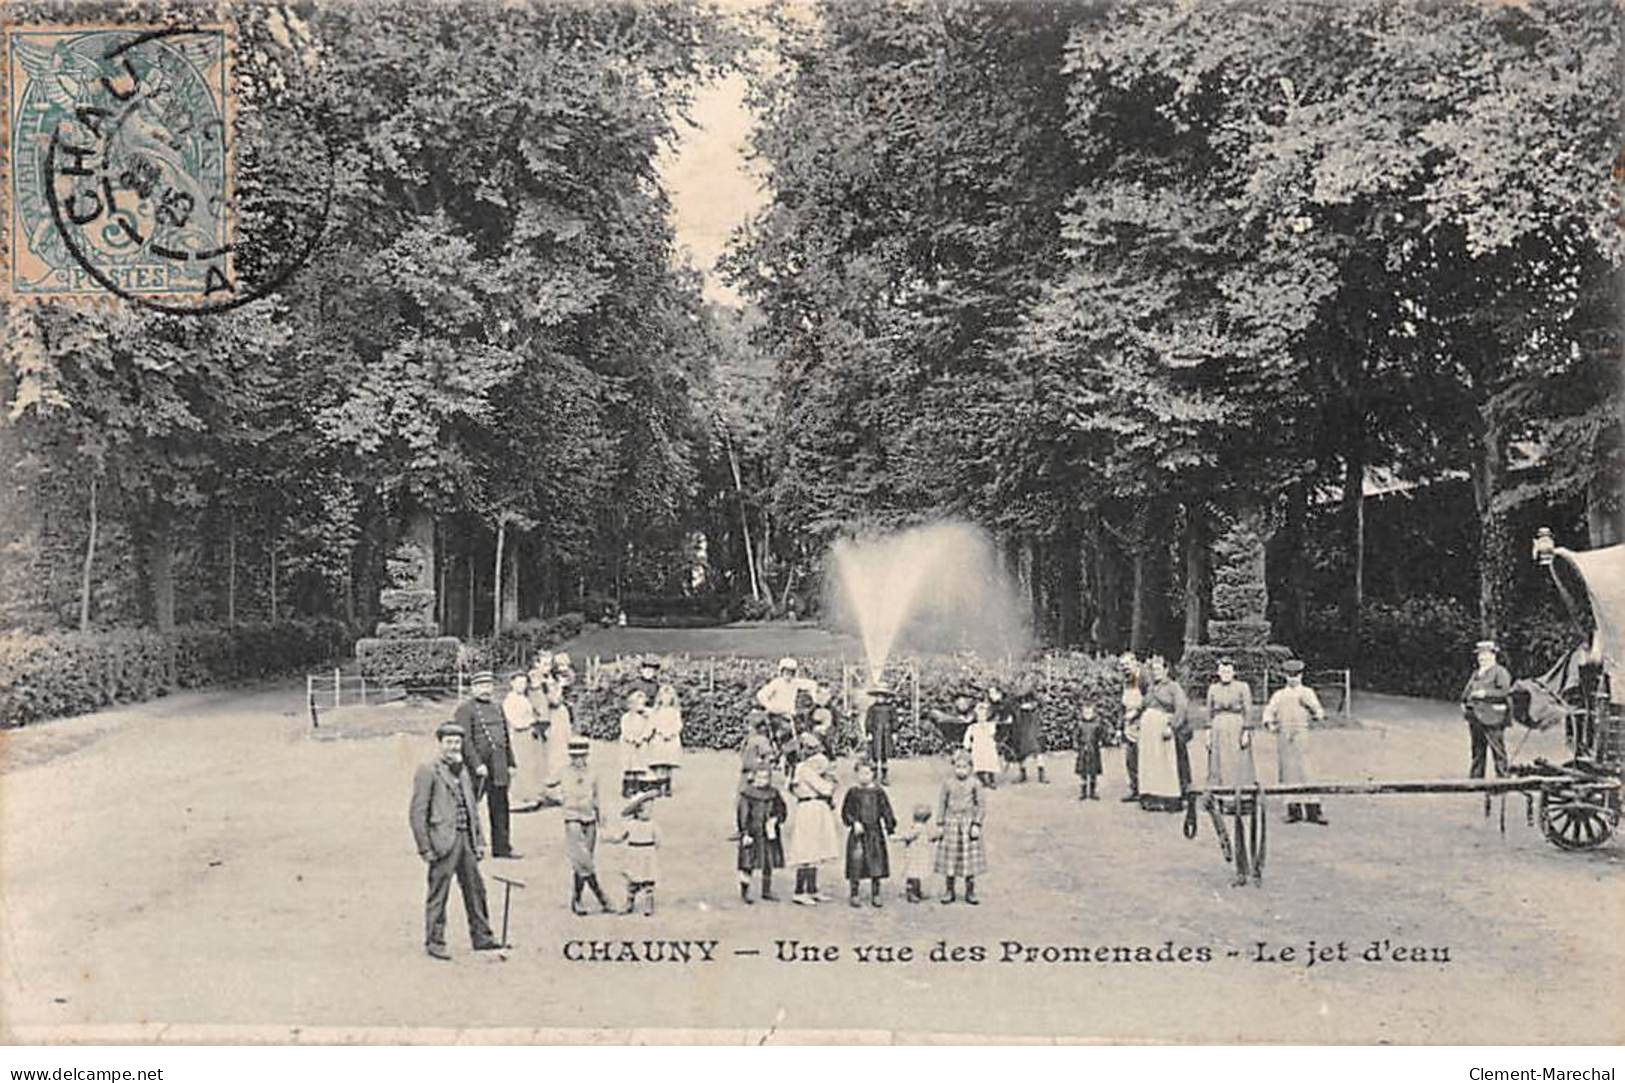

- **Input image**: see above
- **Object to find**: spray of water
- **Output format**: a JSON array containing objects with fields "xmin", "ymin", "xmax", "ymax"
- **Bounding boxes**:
[{"xmin": 825, "ymin": 521, "xmax": 1032, "ymax": 685}]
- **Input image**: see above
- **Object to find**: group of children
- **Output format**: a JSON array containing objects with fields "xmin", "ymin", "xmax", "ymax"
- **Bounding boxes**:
[
  {"xmin": 618, "ymin": 684, "xmax": 685, "ymax": 799},
  {"xmin": 733, "ymin": 708, "xmax": 988, "ymax": 908}
]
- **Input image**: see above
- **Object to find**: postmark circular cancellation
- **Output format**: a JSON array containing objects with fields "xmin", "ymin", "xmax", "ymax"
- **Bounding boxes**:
[{"xmin": 7, "ymin": 24, "xmax": 238, "ymax": 307}]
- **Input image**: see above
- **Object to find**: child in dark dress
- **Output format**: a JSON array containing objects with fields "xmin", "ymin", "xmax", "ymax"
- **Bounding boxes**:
[
  {"xmin": 735, "ymin": 766, "xmax": 787, "ymax": 903},
  {"xmin": 841, "ymin": 760, "xmax": 897, "ymax": 908},
  {"xmin": 1074, "ymin": 701, "xmax": 1105, "ymax": 800}
]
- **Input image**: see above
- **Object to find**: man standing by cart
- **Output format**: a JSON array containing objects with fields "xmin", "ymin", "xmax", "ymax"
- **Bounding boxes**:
[
  {"xmin": 1462, "ymin": 639, "xmax": 1513, "ymax": 779},
  {"xmin": 1263, "ymin": 659, "xmax": 1328, "ymax": 824}
]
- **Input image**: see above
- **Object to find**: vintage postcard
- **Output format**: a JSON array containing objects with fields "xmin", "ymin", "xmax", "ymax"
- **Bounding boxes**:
[{"xmin": 0, "ymin": 0, "xmax": 1620, "ymax": 1053}]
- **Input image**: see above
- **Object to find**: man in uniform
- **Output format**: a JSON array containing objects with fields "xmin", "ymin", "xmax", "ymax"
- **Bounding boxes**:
[
  {"xmin": 408, "ymin": 721, "xmax": 498, "ymax": 960},
  {"xmin": 1262, "ymin": 658, "xmax": 1328, "ymax": 824},
  {"xmin": 457, "ymin": 670, "xmax": 521, "ymax": 858},
  {"xmin": 1461, "ymin": 639, "xmax": 1513, "ymax": 778}
]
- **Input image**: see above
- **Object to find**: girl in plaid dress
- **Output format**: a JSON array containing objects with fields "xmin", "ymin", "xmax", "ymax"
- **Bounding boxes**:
[{"xmin": 934, "ymin": 749, "xmax": 987, "ymax": 904}]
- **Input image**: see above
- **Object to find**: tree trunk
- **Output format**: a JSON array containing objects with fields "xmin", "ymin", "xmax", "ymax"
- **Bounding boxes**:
[
  {"xmin": 1055, "ymin": 524, "xmax": 1082, "ymax": 647},
  {"xmin": 269, "ymin": 534, "xmax": 279, "ymax": 625},
  {"xmin": 77, "ymin": 474, "xmax": 99, "ymax": 631},
  {"xmin": 227, "ymin": 518, "xmax": 237, "ymax": 627},
  {"xmin": 723, "ymin": 428, "xmax": 762, "ymax": 601},
  {"xmin": 1182, "ymin": 504, "xmax": 1206, "ymax": 652},
  {"xmin": 465, "ymin": 551, "xmax": 476, "ymax": 640},
  {"xmin": 145, "ymin": 501, "xmax": 176, "ymax": 632},
  {"xmin": 1471, "ymin": 410, "xmax": 1508, "ymax": 640},
  {"xmin": 1279, "ymin": 479, "xmax": 1308, "ymax": 646},
  {"xmin": 1129, "ymin": 547, "xmax": 1149, "ymax": 655},
  {"xmin": 492, "ymin": 519, "xmax": 506, "ymax": 639},
  {"xmin": 1339, "ymin": 428, "xmax": 1365, "ymax": 654},
  {"xmin": 501, "ymin": 533, "xmax": 520, "ymax": 630}
]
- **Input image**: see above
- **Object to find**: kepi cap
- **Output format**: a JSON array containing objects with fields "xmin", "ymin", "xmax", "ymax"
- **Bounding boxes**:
[{"xmin": 568, "ymin": 736, "xmax": 590, "ymax": 754}]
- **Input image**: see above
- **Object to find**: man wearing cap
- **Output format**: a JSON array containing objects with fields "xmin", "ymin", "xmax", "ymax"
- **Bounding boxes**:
[
  {"xmin": 409, "ymin": 722, "xmax": 498, "ymax": 960},
  {"xmin": 1461, "ymin": 639, "xmax": 1513, "ymax": 779},
  {"xmin": 1262, "ymin": 659, "xmax": 1328, "ymax": 824},
  {"xmin": 456, "ymin": 670, "xmax": 521, "ymax": 859},
  {"xmin": 757, "ymin": 657, "xmax": 820, "ymax": 769}
]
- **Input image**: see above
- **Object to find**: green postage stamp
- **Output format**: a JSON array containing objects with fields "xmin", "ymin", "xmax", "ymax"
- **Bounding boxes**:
[{"xmin": 6, "ymin": 24, "xmax": 233, "ymax": 304}]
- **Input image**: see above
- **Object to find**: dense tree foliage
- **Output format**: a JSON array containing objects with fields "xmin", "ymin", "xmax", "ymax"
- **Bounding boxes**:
[
  {"xmin": 3, "ymin": 0, "xmax": 741, "ymax": 635},
  {"xmin": 3, "ymin": 0, "xmax": 1618, "ymax": 692},
  {"xmin": 729, "ymin": 0, "xmax": 1621, "ymax": 667}
]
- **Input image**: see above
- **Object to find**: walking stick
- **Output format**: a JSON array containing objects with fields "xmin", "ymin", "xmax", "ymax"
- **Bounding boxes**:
[
  {"xmin": 490, "ymin": 873, "xmax": 526, "ymax": 949},
  {"xmin": 1252, "ymin": 782, "xmax": 1266, "ymax": 886}
]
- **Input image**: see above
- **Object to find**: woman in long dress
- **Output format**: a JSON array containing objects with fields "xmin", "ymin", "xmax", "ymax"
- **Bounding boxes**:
[
  {"xmin": 1205, "ymin": 659, "xmax": 1256, "ymax": 790},
  {"xmin": 503, "ymin": 671, "xmax": 544, "ymax": 809},
  {"xmin": 542, "ymin": 652, "xmax": 575, "ymax": 778},
  {"xmin": 1137, "ymin": 655, "xmax": 1187, "ymax": 811}
]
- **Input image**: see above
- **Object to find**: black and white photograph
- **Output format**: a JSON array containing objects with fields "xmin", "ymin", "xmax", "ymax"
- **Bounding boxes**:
[{"xmin": 1, "ymin": 0, "xmax": 1622, "ymax": 1059}]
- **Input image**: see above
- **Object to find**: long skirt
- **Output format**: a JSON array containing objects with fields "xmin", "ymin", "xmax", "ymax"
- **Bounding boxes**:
[
  {"xmin": 785, "ymin": 799, "xmax": 840, "ymax": 867},
  {"xmin": 845, "ymin": 828, "xmax": 891, "ymax": 880},
  {"xmin": 1138, "ymin": 707, "xmax": 1183, "ymax": 800},
  {"xmin": 510, "ymin": 728, "xmax": 548, "ymax": 807},
  {"xmin": 1207, "ymin": 712, "xmax": 1257, "ymax": 789},
  {"xmin": 564, "ymin": 820, "xmax": 598, "ymax": 875},
  {"xmin": 932, "ymin": 817, "xmax": 987, "ymax": 877},
  {"xmin": 547, "ymin": 706, "xmax": 573, "ymax": 777},
  {"xmin": 1276, "ymin": 723, "xmax": 1312, "ymax": 784}
]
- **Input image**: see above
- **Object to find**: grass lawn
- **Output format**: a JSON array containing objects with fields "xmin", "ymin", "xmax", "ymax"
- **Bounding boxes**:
[{"xmin": 559, "ymin": 620, "xmax": 863, "ymax": 661}]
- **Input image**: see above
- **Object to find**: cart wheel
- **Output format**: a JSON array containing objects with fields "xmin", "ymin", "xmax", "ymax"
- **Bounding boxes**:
[{"xmin": 1539, "ymin": 785, "xmax": 1620, "ymax": 851}]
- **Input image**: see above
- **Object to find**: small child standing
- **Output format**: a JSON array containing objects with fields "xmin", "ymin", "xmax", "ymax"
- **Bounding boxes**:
[
  {"xmin": 963, "ymin": 701, "xmax": 1001, "ymax": 788},
  {"xmin": 647, "ymin": 684, "xmax": 684, "ymax": 797},
  {"xmin": 545, "ymin": 737, "xmax": 614, "ymax": 915},
  {"xmin": 934, "ymin": 749, "xmax": 987, "ymax": 905},
  {"xmin": 735, "ymin": 766, "xmax": 787, "ymax": 903},
  {"xmin": 619, "ymin": 690, "xmax": 653, "ymax": 798},
  {"xmin": 739, "ymin": 711, "xmax": 777, "ymax": 792},
  {"xmin": 604, "ymin": 791, "xmax": 660, "ymax": 915},
  {"xmin": 895, "ymin": 803, "xmax": 937, "ymax": 903},
  {"xmin": 841, "ymin": 760, "xmax": 897, "ymax": 908},
  {"xmin": 1074, "ymin": 701, "xmax": 1105, "ymax": 801},
  {"xmin": 864, "ymin": 685, "xmax": 898, "ymax": 784}
]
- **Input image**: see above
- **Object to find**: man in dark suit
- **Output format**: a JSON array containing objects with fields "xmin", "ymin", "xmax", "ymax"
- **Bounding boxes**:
[
  {"xmin": 457, "ymin": 670, "xmax": 521, "ymax": 858},
  {"xmin": 409, "ymin": 721, "xmax": 498, "ymax": 960}
]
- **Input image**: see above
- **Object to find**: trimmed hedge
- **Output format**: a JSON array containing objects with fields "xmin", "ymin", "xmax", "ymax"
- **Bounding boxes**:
[
  {"xmin": 355, "ymin": 635, "xmax": 462, "ymax": 687},
  {"xmin": 462, "ymin": 612, "xmax": 589, "ymax": 675},
  {"xmin": 0, "ymin": 618, "xmax": 350, "ymax": 727},
  {"xmin": 564, "ymin": 652, "xmax": 1127, "ymax": 757},
  {"xmin": 1304, "ymin": 596, "xmax": 1580, "ymax": 699}
]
